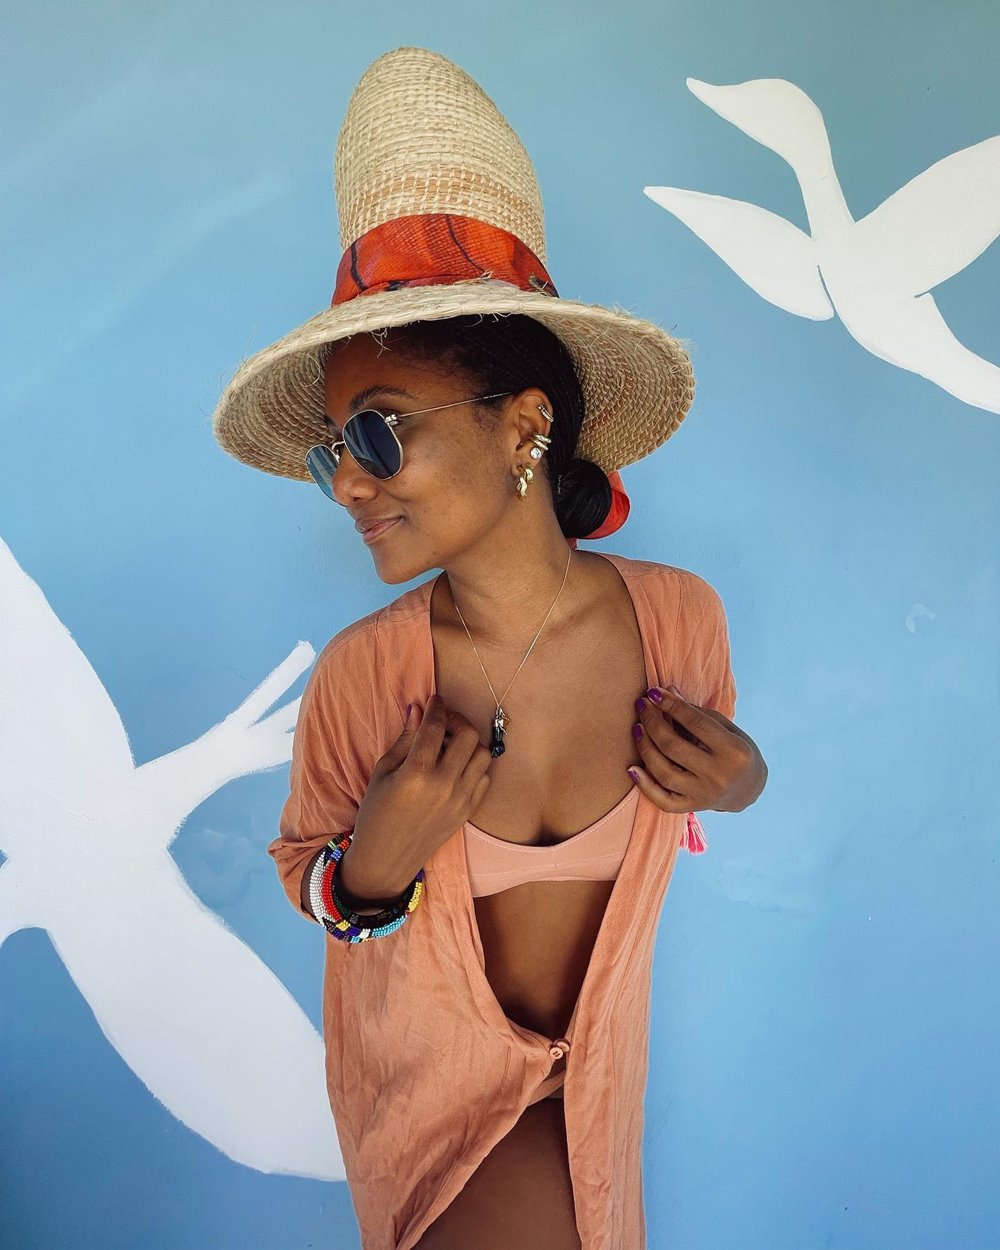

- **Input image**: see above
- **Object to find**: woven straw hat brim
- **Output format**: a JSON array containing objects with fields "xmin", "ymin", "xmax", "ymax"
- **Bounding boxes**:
[{"xmin": 212, "ymin": 278, "xmax": 696, "ymax": 481}]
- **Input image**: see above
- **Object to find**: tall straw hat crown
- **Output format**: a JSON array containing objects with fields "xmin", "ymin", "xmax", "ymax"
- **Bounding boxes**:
[
  {"xmin": 212, "ymin": 46, "xmax": 696, "ymax": 481},
  {"xmin": 335, "ymin": 48, "xmax": 546, "ymax": 260}
]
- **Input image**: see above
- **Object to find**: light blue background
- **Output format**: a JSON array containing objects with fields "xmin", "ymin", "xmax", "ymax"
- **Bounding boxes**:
[{"xmin": 2, "ymin": 2, "xmax": 998, "ymax": 1247}]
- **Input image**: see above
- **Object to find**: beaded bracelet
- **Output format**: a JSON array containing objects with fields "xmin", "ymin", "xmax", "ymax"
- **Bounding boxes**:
[{"xmin": 308, "ymin": 832, "xmax": 425, "ymax": 942}]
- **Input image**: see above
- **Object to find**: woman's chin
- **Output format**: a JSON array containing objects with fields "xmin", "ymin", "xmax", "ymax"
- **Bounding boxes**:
[{"xmin": 365, "ymin": 521, "xmax": 425, "ymax": 583}]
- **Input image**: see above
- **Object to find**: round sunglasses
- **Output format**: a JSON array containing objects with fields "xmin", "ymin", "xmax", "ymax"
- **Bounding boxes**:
[{"xmin": 305, "ymin": 391, "xmax": 513, "ymax": 499}]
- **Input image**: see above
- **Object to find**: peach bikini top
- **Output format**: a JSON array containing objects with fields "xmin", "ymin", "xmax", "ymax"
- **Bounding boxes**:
[{"xmin": 463, "ymin": 783, "xmax": 641, "ymax": 898}]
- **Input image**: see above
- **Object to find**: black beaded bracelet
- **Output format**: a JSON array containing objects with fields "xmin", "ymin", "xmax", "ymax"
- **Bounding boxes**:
[{"xmin": 332, "ymin": 871, "xmax": 415, "ymax": 916}]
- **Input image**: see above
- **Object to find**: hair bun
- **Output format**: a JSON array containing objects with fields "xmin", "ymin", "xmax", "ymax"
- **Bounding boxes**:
[{"xmin": 553, "ymin": 456, "xmax": 613, "ymax": 540}]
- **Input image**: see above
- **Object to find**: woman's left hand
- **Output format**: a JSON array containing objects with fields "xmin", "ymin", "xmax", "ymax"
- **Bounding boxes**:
[{"xmin": 629, "ymin": 684, "xmax": 766, "ymax": 815}]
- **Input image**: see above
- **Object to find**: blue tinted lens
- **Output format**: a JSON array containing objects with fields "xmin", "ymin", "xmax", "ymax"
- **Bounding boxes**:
[
  {"xmin": 344, "ymin": 410, "xmax": 401, "ymax": 478},
  {"xmin": 305, "ymin": 445, "xmax": 339, "ymax": 499}
]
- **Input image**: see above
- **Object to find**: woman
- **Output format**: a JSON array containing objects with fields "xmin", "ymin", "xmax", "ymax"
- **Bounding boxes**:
[{"xmin": 213, "ymin": 46, "xmax": 767, "ymax": 1250}]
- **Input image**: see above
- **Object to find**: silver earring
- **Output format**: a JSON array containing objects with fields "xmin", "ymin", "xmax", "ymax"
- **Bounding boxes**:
[
  {"xmin": 529, "ymin": 408, "xmax": 553, "ymax": 461},
  {"xmin": 519, "ymin": 405, "xmax": 552, "ymax": 487}
]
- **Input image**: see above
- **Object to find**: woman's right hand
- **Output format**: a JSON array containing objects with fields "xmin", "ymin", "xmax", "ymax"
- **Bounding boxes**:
[{"xmin": 344, "ymin": 695, "xmax": 493, "ymax": 898}]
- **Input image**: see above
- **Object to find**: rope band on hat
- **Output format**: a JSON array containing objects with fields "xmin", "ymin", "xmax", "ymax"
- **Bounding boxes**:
[{"xmin": 331, "ymin": 213, "xmax": 559, "ymax": 306}]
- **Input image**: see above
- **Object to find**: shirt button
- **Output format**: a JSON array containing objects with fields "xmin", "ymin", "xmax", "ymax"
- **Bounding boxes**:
[{"xmin": 549, "ymin": 1038, "xmax": 571, "ymax": 1059}]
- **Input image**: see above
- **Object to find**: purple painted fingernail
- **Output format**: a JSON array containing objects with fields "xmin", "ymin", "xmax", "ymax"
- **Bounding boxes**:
[
  {"xmin": 628, "ymin": 768, "xmax": 640, "ymax": 783},
  {"xmin": 646, "ymin": 688, "xmax": 663, "ymax": 703},
  {"xmin": 635, "ymin": 696, "xmax": 647, "ymax": 713},
  {"xmin": 632, "ymin": 722, "xmax": 643, "ymax": 741}
]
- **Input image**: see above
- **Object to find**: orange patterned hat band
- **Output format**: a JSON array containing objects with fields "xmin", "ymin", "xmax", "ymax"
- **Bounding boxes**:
[{"xmin": 331, "ymin": 213, "xmax": 558, "ymax": 304}]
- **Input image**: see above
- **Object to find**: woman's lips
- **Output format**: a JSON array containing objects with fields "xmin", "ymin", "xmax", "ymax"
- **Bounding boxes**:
[{"xmin": 361, "ymin": 517, "xmax": 402, "ymax": 544}]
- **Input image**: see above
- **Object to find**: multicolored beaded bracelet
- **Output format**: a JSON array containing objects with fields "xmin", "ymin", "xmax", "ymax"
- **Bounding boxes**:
[{"xmin": 308, "ymin": 832, "xmax": 425, "ymax": 942}]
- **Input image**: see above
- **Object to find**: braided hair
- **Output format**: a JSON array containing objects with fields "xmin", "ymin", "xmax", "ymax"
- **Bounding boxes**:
[{"xmin": 372, "ymin": 314, "xmax": 613, "ymax": 540}]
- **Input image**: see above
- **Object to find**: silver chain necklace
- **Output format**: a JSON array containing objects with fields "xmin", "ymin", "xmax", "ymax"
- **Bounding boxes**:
[{"xmin": 451, "ymin": 545, "xmax": 574, "ymax": 758}]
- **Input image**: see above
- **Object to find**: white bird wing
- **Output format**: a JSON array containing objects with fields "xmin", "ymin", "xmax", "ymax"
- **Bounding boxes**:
[
  {"xmin": 45, "ymin": 866, "xmax": 345, "ymax": 1178},
  {"xmin": 0, "ymin": 538, "xmax": 135, "ymax": 851},
  {"xmin": 0, "ymin": 860, "xmax": 32, "ymax": 945},
  {"xmin": 644, "ymin": 185, "xmax": 835, "ymax": 319},
  {"xmin": 854, "ymin": 134, "xmax": 1000, "ymax": 295},
  {"xmin": 847, "ymin": 289, "xmax": 1000, "ymax": 413}
]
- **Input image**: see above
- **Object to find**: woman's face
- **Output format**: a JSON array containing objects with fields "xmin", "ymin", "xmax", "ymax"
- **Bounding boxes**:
[{"xmin": 322, "ymin": 330, "xmax": 544, "ymax": 583}]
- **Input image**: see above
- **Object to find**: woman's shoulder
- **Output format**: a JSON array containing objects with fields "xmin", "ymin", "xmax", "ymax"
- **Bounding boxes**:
[
  {"xmin": 597, "ymin": 550, "xmax": 719, "ymax": 598},
  {"xmin": 310, "ymin": 574, "xmax": 435, "ymax": 682}
]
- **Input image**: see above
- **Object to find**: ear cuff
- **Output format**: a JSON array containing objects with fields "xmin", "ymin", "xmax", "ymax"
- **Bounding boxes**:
[{"xmin": 518, "ymin": 404, "xmax": 555, "ymax": 497}]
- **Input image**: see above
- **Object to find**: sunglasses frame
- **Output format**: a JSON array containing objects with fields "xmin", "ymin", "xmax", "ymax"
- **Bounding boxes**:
[{"xmin": 305, "ymin": 390, "xmax": 513, "ymax": 494}]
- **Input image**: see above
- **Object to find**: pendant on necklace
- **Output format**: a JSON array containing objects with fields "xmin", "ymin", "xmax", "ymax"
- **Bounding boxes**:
[{"xmin": 490, "ymin": 707, "xmax": 509, "ymax": 758}]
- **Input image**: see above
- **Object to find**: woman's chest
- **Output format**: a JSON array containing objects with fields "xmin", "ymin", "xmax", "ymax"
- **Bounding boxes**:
[{"xmin": 433, "ymin": 594, "xmax": 648, "ymax": 840}]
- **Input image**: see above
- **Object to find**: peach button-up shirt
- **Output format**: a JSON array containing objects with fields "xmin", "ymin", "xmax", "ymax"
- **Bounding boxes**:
[{"xmin": 267, "ymin": 553, "xmax": 738, "ymax": 1249}]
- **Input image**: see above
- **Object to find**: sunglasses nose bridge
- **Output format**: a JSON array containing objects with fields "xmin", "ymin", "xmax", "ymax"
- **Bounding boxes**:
[
  {"xmin": 318, "ymin": 436, "xmax": 385, "ymax": 495},
  {"xmin": 329, "ymin": 441, "xmax": 367, "ymax": 490}
]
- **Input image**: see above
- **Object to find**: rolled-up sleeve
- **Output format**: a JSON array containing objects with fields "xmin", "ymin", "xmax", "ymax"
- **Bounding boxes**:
[{"xmin": 267, "ymin": 630, "xmax": 373, "ymax": 924}]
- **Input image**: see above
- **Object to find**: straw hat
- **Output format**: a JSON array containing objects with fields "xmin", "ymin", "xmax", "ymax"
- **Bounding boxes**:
[{"xmin": 211, "ymin": 45, "xmax": 696, "ymax": 480}]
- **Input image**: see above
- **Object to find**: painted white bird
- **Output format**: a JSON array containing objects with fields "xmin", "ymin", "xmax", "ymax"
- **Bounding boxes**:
[
  {"xmin": 645, "ymin": 77, "xmax": 1000, "ymax": 414},
  {"xmin": 0, "ymin": 536, "xmax": 345, "ymax": 1181}
]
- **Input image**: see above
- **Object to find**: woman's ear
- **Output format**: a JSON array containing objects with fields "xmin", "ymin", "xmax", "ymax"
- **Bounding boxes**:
[{"xmin": 511, "ymin": 388, "xmax": 554, "ymax": 449}]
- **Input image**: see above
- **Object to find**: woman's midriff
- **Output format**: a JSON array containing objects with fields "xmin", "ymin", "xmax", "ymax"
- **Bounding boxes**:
[{"xmin": 473, "ymin": 877, "xmax": 616, "ymax": 1038}]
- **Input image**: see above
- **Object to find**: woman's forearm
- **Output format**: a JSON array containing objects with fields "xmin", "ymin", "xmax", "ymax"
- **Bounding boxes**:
[{"xmin": 300, "ymin": 844, "xmax": 411, "ymax": 919}]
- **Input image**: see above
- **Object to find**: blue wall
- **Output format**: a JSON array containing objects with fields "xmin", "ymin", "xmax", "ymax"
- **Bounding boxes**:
[{"xmin": 2, "ymin": 2, "xmax": 998, "ymax": 1247}]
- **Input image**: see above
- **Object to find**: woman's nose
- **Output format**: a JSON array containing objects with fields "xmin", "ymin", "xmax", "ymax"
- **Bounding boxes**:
[{"xmin": 329, "ymin": 445, "xmax": 378, "ymax": 506}]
